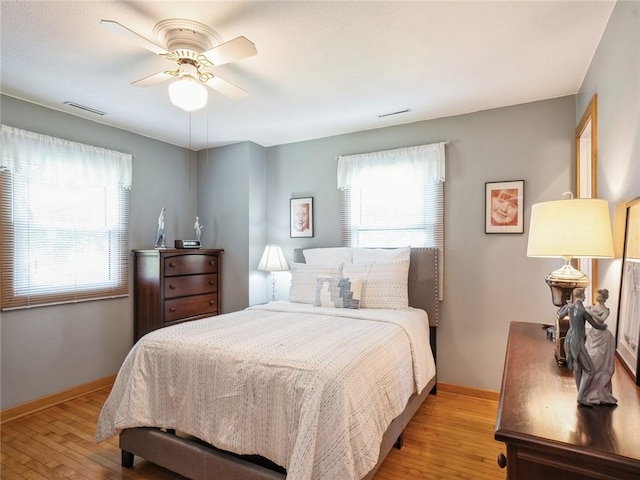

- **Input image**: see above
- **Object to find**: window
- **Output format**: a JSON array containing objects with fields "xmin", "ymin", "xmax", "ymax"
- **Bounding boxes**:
[
  {"xmin": 0, "ymin": 125, "xmax": 132, "ymax": 310},
  {"xmin": 338, "ymin": 143, "xmax": 445, "ymax": 298}
]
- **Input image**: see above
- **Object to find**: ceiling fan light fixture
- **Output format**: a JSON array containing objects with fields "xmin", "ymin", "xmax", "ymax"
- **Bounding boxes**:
[{"xmin": 168, "ymin": 76, "xmax": 208, "ymax": 111}]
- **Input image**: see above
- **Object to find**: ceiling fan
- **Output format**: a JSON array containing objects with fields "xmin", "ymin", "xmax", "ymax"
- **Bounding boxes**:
[{"xmin": 101, "ymin": 19, "xmax": 257, "ymax": 110}]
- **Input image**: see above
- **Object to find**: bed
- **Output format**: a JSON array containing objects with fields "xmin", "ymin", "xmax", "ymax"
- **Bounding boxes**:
[{"xmin": 96, "ymin": 247, "xmax": 439, "ymax": 480}]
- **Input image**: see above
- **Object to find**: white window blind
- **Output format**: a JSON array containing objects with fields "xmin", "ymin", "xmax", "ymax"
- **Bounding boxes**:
[
  {"xmin": 338, "ymin": 143, "xmax": 445, "ymax": 299},
  {"xmin": 0, "ymin": 124, "xmax": 132, "ymax": 310}
]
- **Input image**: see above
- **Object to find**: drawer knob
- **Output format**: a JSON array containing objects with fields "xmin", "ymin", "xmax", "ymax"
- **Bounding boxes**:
[
  {"xmin": 209, "ymin": 300, "xmax": 215, "ymax": 305},
  {"xmin": 209, "ymin": 281, "xmax": 214, "ymax": 285},
  {"xmin": 169, "ymin": 262, "xmax": 176, "ymax": 268},
  {"xmin": 169, "ymin": 284, "xmax": 176, "ymax": 289},
  {"xmin": 209, "ymin": 260, "xmax": 215, "ymax": 265},
  {"xmin": 169, "ymin": 307, "xmax": 176, "ymax": 312},
  {"xmin": 497, "ymin": 453, "xmax": 507, "ymax": 469}
]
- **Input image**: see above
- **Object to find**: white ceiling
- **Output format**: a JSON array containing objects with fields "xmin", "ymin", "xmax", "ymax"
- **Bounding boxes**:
[{"xmin": 1, "ymin": 1, "xmax": 615, "ymax": 151}]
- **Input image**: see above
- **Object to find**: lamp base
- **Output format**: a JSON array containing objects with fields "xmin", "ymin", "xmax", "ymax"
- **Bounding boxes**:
[
  {"xmin": 546, "ymin": 278, "xmax": 586, "ymax": 307},
  {"xmin": 554, "ymin": 315, "xmax": 570, "ymax": 366},
  {"xmin": 546, "ymin": 263, "xmax": 590, "ymax": 286},
  {"xmin": 545, "ymin": 261, "xmax": 590, "ymax": 307},
  {"xmin": 270, "ymin": 272, "xmax": 276, "ymax": 302}
]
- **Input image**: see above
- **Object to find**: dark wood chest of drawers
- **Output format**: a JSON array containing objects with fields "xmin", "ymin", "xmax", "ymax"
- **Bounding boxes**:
[
  {"xmin": 132, "ymin": 249, "xmax": 223, "ymax": 341},
  {"xmin": 495, "ymin": 322, "xmax": 640, "ymax": 479}
]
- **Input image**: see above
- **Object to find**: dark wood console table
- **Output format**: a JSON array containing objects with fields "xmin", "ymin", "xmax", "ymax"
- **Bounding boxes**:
[{"xmin": 495, "ymin": 321, "xmax": 640, "ymax": 479}]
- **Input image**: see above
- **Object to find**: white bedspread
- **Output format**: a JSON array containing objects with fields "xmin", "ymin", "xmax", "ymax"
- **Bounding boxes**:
[{"xmin": 95, "ymin": 302, "xmax": 435, "ymax": 480}]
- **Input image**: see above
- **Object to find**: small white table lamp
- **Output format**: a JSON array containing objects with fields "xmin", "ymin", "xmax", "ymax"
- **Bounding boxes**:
[{"xmin": 257, "ymin": 244, "xmax": 289, "ymax": 301}]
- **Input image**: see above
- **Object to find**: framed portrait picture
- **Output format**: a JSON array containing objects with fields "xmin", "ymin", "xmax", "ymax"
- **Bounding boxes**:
[
  {"xmin": 485, "ymin": 180, "xmax": 524, "ymax": 234},
  {"xmin": 290, "ymin": 197, "xmax": 314, "ymax": 238},
  {"xmin": 616, "ymin": 196, "xmax": 640, "ymax": 386}
]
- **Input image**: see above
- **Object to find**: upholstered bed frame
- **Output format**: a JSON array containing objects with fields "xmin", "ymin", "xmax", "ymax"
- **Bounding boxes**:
[{"xmin": 119, "ymin": 247, "xmax": 439, "ymax": 479}]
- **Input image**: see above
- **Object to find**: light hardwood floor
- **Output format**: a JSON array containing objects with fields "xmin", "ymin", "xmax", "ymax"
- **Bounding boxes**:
[{"xmin": 1, "ymin": 386, "xmax": 507, "ymax": 479}]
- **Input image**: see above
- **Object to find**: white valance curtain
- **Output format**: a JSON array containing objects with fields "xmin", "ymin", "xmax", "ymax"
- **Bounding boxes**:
[
  {"xmin": 0, "ymin": 124, "xmax": 133, "ymax": 189},
  {"xmin": 337, "ymin": 142, "xmax": 446, "ymax": 190}
]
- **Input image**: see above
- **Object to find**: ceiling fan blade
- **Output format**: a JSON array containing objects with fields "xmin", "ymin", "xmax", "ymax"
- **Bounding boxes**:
[
  {"xmin": 203, "ymin": 75, "xmax": 248, "ymax": 100},
  {"xmin": 201, "ymin": 36, "xmax": 257, "ymax": 66},
  {"xmin": 132, "ymin": 71, "xmax": 175, "ymax": 87},
  {"xmin": 100, "ymin": 20, "xmax": 168, "ymax": 56}
]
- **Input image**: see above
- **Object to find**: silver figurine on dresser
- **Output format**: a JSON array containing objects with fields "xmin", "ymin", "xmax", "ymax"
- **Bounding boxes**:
[
  {"xmin": 154, "ymin": 207, "xmax": 167, "ymax": 249},
  {"xmin": 558, "ymin": 287, "xmax": 617, "ymax": 406}
]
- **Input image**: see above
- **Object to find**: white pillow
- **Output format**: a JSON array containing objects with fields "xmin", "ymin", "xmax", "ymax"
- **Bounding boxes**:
[
  {"xmin": 343, "ymin": 259, "xmax": 410, "ymax": 309},
  {"xmin": 314, "ymin": 277, "xmax": 362, "ymax": 309},
  {"xmin": 351, "ymin": 246, "xmax": 411, "ymax": 264},
  {"xmin": 303, "ymin": 247, "xmax": 352, "ymax": 265},
  {"xmin": 289, "ymin": 263, "xmax": 343, "ymax": 304}
]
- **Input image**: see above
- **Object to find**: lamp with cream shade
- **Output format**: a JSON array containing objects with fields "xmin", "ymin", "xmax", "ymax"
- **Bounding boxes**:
[
  {"xmin": 527, "ymin": 193, "xmax": 614, "ymax": 365},
  {"xmin": 257, "ymin": 244, "xmax": 289, "ymax": 301}
]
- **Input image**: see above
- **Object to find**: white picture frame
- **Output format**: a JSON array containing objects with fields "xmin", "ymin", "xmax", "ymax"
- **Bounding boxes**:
[
  {"xmin": 290, "ymin": 197, "xmax": 314, "ymax": 238},
  {"xmin": 485, "ymin": 180, "xmax": 524, "ymax": 234}
]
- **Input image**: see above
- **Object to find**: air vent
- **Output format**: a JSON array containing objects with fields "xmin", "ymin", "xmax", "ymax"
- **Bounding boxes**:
[
  {"xmin": 63, "ymin": 101, "xmax": 106, "ymax": 116},
  {"xmin": 378, "ymin": 108, "xmax": 411, "ymax": 118}
]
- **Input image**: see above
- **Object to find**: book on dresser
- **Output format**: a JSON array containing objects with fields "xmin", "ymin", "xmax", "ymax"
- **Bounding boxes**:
[
  {"xmin": 132, "ymin": 248, "xmax": 223, "ymax": 341},
  {"xmin": 495, "ymin": 321, "xmax": 640, "ymax": 480}
]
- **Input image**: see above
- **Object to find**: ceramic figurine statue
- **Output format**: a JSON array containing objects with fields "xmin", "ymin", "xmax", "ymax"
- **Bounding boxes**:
[
  {"xmin": 194, "ymin": 216, "xmax": 203, "ymax": 242},
  {"xmin": 557, "ymin": 287, "xmax": 608, "ymax": 406},
  {"xmin": 584, "ymin": 289, "xmax": 618, "ymax": 405},
  {"xmin": 155, "ymin": 207, "xmax": 166, "ymax": 248}
]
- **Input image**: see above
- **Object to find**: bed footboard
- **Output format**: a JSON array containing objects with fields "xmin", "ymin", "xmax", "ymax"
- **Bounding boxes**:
[{"xmin": 120, "ymin": 427, "xmax": 286, "ymax": 480}]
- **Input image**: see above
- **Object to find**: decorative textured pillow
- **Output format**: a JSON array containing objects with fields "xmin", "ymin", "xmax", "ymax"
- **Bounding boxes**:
[
  {"xmin": 303, "ymin": 247, "xmax": 352, "ymax": 265},
  {"xmin": 343, "ymin": 259, "xmax": 410, "ymax": 309},
  {"xmin": 314, "ymin": 277, "xmax": 362, "ymax": 309},
  {"xmin": 289, "ymin": 263, "xmax": 343, "ymax": 304},
  {"xmin": 351, "ymin": 246, "xmax": 411, "ymax": 264}
]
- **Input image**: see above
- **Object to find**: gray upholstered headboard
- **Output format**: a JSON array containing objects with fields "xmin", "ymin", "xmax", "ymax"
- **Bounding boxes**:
[{"xmin": 293, "ymin": 247, "xmax": 439, "ymax": 327}]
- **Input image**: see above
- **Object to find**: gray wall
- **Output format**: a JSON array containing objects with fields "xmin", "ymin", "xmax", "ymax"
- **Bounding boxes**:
[
  {"xmin": 264, "ymin": 97, "xmax": 576, "ymax": 392},
  {"xmin": 195, "ymin": 141, "xmax": 269, "ymax": 313}
]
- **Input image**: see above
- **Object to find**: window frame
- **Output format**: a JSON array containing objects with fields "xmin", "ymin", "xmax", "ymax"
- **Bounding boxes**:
[{"xmin": 1, "ymin": 172, "xmax": 130, "ymax": 310}]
